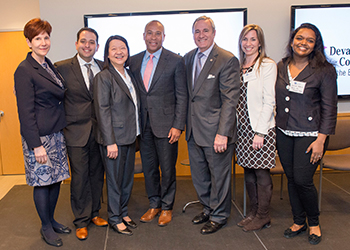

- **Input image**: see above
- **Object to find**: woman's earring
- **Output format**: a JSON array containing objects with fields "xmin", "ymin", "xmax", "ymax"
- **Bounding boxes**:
[{"xmin": 259, "ymin": 46, "xmax": 261, "ymax": 53}]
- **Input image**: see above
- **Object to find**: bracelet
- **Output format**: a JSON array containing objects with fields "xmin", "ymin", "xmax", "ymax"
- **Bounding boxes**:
[{"xmin": 255, "ymin": 132, "xmax": 265, "ymax": 138}]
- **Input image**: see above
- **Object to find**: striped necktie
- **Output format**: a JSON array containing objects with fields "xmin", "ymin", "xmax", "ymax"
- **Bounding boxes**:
[
  {"xmin": 193, "ymin": 52, "xmax": 204, "ymax": 89},
  {"xmin": 85, "ymin": 63, "xmax": 94, "ymax": 96}
]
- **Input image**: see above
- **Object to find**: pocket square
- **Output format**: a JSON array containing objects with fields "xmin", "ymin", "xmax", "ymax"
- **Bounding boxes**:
[{"xmin": 207, "ymin": 74, "xmax": 215, "ymax": 79}]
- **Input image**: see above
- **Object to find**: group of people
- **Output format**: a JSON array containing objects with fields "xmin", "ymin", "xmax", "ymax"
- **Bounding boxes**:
[{"xmin": 14, "ymin": 15, "xmax": 337, "ymax": 248}]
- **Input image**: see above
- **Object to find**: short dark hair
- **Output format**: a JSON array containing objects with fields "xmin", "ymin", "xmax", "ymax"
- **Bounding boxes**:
[
  {"xmin": 286, "ymin": 23, "xmax": 328, "ymax": 67},
  {"xmin": 77, "ymin": 27, "xmax": 99, "ymax": 44},
  {"xmin": 24, "ymin": 18, "xmax": 52, "ymax": 42},
  {"xmin": 103, "ymin": 35, "xmax": 130, "ymax": 69}
]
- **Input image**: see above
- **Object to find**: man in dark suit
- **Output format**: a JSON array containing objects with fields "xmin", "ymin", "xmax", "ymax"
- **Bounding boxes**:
[
  {"xmin": 184, "ymin": 16, "xmax": 240, "ymax": 234},
  {"xmin": 129, "ymin": 20, "xmax": 187, "ymax": 226},
  {"xmin": 55, "ymin": 28, "xmax": 107, "ymax": 240}
]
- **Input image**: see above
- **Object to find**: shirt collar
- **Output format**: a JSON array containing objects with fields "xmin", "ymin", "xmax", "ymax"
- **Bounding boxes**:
[
  {"xmin": 197, "ymin": 42, "xmax": 215, "ymax": 58},
  {"xmin": 77, "ymin": 53, "xmax": 96, "ymax": 66},
  {"xmin": 145, "ymin": 47, "xmax": 162, "ymax": 60}
]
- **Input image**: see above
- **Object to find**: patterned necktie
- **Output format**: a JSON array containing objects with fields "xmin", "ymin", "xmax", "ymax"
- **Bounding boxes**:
[
  {"xmin": 194, "ymin": 52, "xmax": 204, "ymax": 89},
  {"xmin": 42, "ymin": 62, "xmax": 64, "ymax": 88},
  {"xmin": 143, "ymin": 54, "xmax": 154, "ymax": 91},
  {"xmin": 85, "ymin": 63, "xmax": 94, "ymax": 96}
]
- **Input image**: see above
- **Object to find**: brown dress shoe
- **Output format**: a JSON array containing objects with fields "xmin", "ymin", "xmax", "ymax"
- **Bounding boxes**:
[
  {"xmin": 76, "ymin": 227, "xmax": 88, "ymax": 240},
  {"xmin": 91, "ymin": 216, "xmax": 108, "ymax": 227},
  {"xmin": 140, "ymin": 208, "xmax": 161, "ymax": 223},
  {"xmin": 158, "ymin": 210, "xmax": 172, "ymax": 227}
]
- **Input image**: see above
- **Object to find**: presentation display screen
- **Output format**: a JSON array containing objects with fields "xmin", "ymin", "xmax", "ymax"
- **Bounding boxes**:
[
  {"xmin": 291, "ymin": 4, "xmax": 350, "ymax": 97},
  {"xmin": 84, "ymin": 8, "xmax": 247, "ymax": 60}
]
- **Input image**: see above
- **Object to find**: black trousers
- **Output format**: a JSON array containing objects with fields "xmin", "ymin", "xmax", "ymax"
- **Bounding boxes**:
[
  {"xmin": 139, "ymin": 116, "xmax": 178, "ymax": 210},
  {"xmin": 276, "ymin": 129, "xmax": 328, "ymax": 227},
  {"xmin": 67, "ymin": 130, "xmax": 104, "ymax": 228}
]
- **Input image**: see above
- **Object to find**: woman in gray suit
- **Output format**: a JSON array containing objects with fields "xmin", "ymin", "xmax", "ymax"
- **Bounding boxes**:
[
  {"xmin": 276, "ymin": 23, "xmax": 337, "ymax": 245},
  {"xmin": 94, "ymin": 35, "xmax": 140, "ymax": 236},
  {"xmin": 14, "ymin": 18, "xmax": 71, "ymax": 247}
]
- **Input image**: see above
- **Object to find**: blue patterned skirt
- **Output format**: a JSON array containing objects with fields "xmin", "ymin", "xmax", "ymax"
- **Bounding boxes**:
[{"xmin": 22, "ymin": 131, "xmax": 70, "ymax": 186}]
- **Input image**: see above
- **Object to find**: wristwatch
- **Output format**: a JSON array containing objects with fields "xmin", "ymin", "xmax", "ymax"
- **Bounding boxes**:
[{"xmin": 255, "ymin": 132, "xmax": 265, "ymax": 138}]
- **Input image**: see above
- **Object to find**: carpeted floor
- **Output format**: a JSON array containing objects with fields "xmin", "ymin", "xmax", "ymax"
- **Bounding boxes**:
[{"xmin": 1, "ymin": 172, "xmax": 350, "ymax": 250}]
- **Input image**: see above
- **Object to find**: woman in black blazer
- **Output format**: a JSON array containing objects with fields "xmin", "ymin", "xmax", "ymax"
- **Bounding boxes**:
[
  {"xmin": 275, "ymin": 23, "xmax": 337, "ymax": 245},
  {"xmin": 94, "ymin": 35, "xmax": 140, "ymax": 236},
  {"xmin": 14, "ymin": 18, "xmax": 71, "ymax": 247}
]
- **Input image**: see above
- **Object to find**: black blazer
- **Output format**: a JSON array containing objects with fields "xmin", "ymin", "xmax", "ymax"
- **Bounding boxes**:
[
  {"xmin": 129, "ymin": 48, "xmax": 187, "ymax": 138},
  {"xmin": 94, "ymin": 65, "xmax": 140, "ymax": 146},
  {"xmin": 275, "ymin": 57, "xmax": 338, "ymax": 135},
  {"xmin": 54, "ymin": 55, "xmax": 103, "ymax": 147},
  {"xmin": 14, "ymin": 52, "xmax": 66, "ymax": 149}
]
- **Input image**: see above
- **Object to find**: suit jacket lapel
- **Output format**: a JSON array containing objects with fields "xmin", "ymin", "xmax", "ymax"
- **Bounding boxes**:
[
  {"xmin": 193, "ymin": 44, "xmax": 218, "ymax": 96},
  {"xmin": 27, "ymin": 54, "xmax": 64, "ymax": 88},
  {"xmin": 295, "ymin": 63, "xmax": 315, "ymax": 82},
  {"xmin": 109, "ymin": 65, "xmax": 133, "ymax": 101},
  {"xmin": 187, "ymin": 50, "xmax": 196, "ymax": 99},
  {"xmin": 134, "ymin": 52, "xmax": 146, "ymax": 92},
  {"xmin": 71, "ymin": 55, "xmax": 91, "ymax": 96},
  {"xmin": 95, "ymin": 59, "xmax": 104, "ymax": 70},
  {"xmin": 128, "ymin": 69, "xmax": 140, "ymax": 110},
  {"xmin": 148, "ymin": 49, "xmax": 168, "ymax": 92}
]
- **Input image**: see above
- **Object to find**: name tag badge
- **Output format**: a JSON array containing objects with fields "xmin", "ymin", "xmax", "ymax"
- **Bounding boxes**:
[
  {"xmin": 243, "ymin": 71, "xmax": 256, "ymax": 83},
  {"xmin": 289, "ymin": 80, "xmax": 306, "ymax": 94}
]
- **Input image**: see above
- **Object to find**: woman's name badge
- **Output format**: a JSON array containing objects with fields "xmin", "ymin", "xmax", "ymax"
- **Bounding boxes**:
[
  {"xmin": 289, "ymin": 80, "xmax": 306, "ymax": 94},
  {"xmin": 243, "ymin": 71, "xmax": 256, "ymax": 82}
]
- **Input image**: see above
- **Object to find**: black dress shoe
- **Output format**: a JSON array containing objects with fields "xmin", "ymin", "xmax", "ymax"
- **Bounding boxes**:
[
  {"xmin": 284, "ymin": 224, "xmax": 307, "ymax": 239},
  {"xmin": 111, "ymin": 224, "xmax": 133, "ymax": 236},
  {"xmin": 122, "ymin": 219, "xmax": 137, "ymax": 229},
  {"xmin": 200, "ymin": 220, "xmax": 226, "ymax": 234},
  {"xmin": 192, "ymin": 212, "xmax": 209, "ymax": 224},
  {"xmin": 40, "ymin": 228, "xmax": 63, "ymax": 247},
  {"xmin": 53, "ymin": 225, "xmax": 72, "ymax": 234},
  {"xmin": 308, "ymin": 233, "xmax": 322, "ymax": 245}
]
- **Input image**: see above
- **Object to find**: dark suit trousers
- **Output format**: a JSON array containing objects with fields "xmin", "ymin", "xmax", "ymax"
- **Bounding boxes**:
[
  {"xmin": 67, "ymin": 130, "xmax": 104, "ymax": 228},
  {"xmin": 101, "ymin": 142, "xmax": 135, "ymax": 225},
  {"xmin": 187, "ymin": 135, "xmax": 233, "ymax": 224},
  {"xmin": 140, "ymin": 117, "xmax": 177, "ymax": 210}
]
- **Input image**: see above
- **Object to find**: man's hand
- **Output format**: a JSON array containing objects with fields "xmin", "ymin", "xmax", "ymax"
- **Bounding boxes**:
[
  {"xmin": 214, "ymin": 134, "xmax": 228, "ymax": 153},
  {"xmin": 107, "ymin": 144, "xmax": 118, "ymax": 159},
  {"xmin": 168, "ymin": 128, "xmax": 181, "ymax": 144}
]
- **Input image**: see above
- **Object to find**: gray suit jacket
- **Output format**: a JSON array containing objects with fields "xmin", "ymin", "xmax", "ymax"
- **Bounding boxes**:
[
  {"xmin": 129, "ymin": 48, "xmax": 187, "ymax": 138},
  {"xmin": 54, "ymin": 55, "xmax": 103, "ymax": 147},
  {"xmin": 184, "ymin": 44, "xmax": 240, "ymax": 147},
  {"xmin": 94, "ymin": 65, "xmax": 140, "ymax": 146}
]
